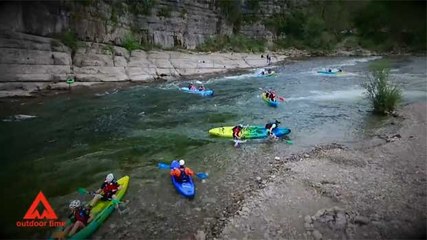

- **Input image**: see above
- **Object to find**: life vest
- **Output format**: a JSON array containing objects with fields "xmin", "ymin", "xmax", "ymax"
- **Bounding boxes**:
[
  {"xmin": 232, "ymin": 126, "xmax": 242, "ymax": 137},
  {"xmin": 265, "ymin": 123, "xmax": 277, "ymax": 130},
  {"xmin": 178, "ymin": 166, "xmax": 189, "ymax": 180},
  {"xmin": 102, "ymin": 180, "xmax": 119, "ymax": 195},
  {"xmin": 73, "ymin": 207, "xmax": 90, "ymax": 224}
]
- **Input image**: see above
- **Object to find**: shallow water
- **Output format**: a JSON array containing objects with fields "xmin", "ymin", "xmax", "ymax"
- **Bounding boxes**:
[{"xmin": 0, "ymin": 56, "xmax": 425, "ymax": 238}]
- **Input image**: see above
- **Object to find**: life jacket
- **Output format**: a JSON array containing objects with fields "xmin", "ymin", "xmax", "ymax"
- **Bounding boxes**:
[
  {"xmin": 101, "ymin": 180, "xmax": 119, "ymax": 195},
  {"xmin": 232, "ymin": 126, "xmax": 242, "ymax": 137},
  {"xmin": 270, "ymin": 93, "xmax": 276, "ymax": 100},
  {"xmin": 73, "ymin": 207, "xmax": 90, "ymax": 224},
  {"xmin": 265, "ymin": 123, "xmax": 277, "ymax": 130},
  {"xmin": 178, "ymin": 166, "xmax": 189, "ymax": 180}
]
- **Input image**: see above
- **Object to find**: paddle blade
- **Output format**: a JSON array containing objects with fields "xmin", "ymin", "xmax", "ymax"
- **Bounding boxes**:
[
  {"xmin": 77, "ymin": 187, "xmax": 89, "ymax": 195},
  {"xmin": 286, "ymin": 140, "xmax": 293, "ymax": 145},
  {"xmin": 157, "ymin": 162, "xmax": 170, "ymax": 169},
  {"xmin": 196, "ymin": 172, "xmax": 208, "ymax": 179},
  {"xmin": 279, "ymin": 97, "xmax": 285, "ymax": 102}
]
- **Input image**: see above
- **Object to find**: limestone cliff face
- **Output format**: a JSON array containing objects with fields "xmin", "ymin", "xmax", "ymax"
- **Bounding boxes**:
[
  {"xmin": 0, "ymin": 0, "xmax": 284, "ymax": 49},
  {"xmin": 0, "ymin": 0, "xmax": 289, "ymax": 97}
]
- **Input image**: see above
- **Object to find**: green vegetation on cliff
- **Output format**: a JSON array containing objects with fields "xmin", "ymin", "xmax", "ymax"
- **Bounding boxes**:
[{"xmin": 196, "ymin": 35, "xmax": 265, "ymax": 53}]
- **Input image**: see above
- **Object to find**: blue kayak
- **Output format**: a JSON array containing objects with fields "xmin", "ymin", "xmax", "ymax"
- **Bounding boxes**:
[
  {"xmin": 317, "ymin": 70, "xmax": 344, "ymax": 75},
  {"xmin": 180, "ymin": 87, "xmax": 214, "ymax": 96},
  {"xmin": 170, "ymin": 160, "xmax": 195, "ymax": 199}
]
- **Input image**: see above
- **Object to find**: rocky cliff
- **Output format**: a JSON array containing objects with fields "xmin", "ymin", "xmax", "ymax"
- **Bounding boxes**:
[
  {"xmin": 0, "ymin": 0, "xmax": 291, "ymax": 97},
  {"xmin": 0, "ymin": 0, "xmax": 285, "ymax": 49}
]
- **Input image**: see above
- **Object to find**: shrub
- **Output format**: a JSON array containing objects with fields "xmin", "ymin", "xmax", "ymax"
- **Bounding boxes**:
[
  {"xmin": 157, "ymin": 6, "xmax": 172, "ymax": 18},
  {"xmin": 362, "ymin": 60, "xmax": 402, "ymax": 115},
  {"xmin": 60, "ymin": 30, "xmax": 79, "ymax": 53},
  {"xmin": 122, "ymin": 34, "xmax": 141, "ymax": 52},
  {"xmin": 196, "ymin": 35, "xmax": 265, "ymax": 53}
]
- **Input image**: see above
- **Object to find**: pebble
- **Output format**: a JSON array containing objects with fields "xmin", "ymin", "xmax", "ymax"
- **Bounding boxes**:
[
  {"xmin": 304, "ymin": 154, "xmax": 310, "ymax": 158},
  {"xmin": 274, "ymin": 156, "xmax": 280, "ymax": 160},
  {"xmin": 194, "ymin": 207, "xmax": 201, "ymax": 211},
  {"xmin": 354, "ymin": 216, "xmax": 370, "ymax": 225},
  {"xmin": 256, "ymin": 176, "xmax": 262, "ymax": 182},
  {"xmin": 313, "ymin": 230, "xmax": 322, "ymax": 240},
  {"xmin": 304, "ymin": 222, "xmax": 313, "ymax": 231},
  {"xmin": 304, "ymin": 215, "xmax": 313, "ymax": 224}
]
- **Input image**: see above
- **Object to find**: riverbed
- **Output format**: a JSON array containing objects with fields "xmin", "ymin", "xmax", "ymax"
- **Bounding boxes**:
[{"xmin": 0, "ymin": 56, "xmax": 425, "ymax": 239}]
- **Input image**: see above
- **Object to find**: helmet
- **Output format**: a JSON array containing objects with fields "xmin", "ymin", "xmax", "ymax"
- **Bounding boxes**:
[
  {"xmin": 106, "ymin": 173, "xmax": 114, "ymax": 183},
  {"xmin": 69, "ymin": 200, "xmax": 81, "ymax": 209},
  {"xmin": 179, "ymin": 159, "xmax": 185, "ymax": 166},
  {"xmin": 238, "ymin": 124, "xmax": 243, "ymax": 128},
  {"xmin": 275, "ymin": 120, "xmax": 281, "ymax": 124}
]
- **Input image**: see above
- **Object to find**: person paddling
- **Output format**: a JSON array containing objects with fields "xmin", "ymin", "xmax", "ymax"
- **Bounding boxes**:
[
  {"xmin": 62, "ymin": 200, "xmax": 92, "ymax": 237},
  {"xmin": 265, "ymin": 120, "xmax": 280, "ymax": 139},
  {"xmin": 89, "ymin": 173, "xmax": 121, "ymax": 207},
  {"xmin": 170, "ymin": 159, "xmax": 195, "ymax": 182}
]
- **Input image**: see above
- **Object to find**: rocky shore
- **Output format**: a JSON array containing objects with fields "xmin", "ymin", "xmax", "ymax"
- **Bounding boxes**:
[{"xmin": 204, "ymin": 103, "xmax": 426, "ymax": 240}]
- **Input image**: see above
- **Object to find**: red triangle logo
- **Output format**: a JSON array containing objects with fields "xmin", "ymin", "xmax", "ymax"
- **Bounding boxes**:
[{"xmin": 23, "ymin": 191, "xmax": 57, "ymax": 220}]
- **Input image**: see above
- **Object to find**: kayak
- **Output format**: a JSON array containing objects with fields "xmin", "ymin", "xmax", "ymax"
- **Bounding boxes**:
[
  {"xmin": 209, "ymin": 126, "xmax": 291, "ymax": 139},
  {"xmin": 180, "ymin": 87, "xmax": 214, "ymax": 96},
  {"xmin": 170, "ymin": 160, "xmax": 195, "ymax": 199},
  {"xmin": 256, "ymin": 72, "xmax": 276, "ymax": 77},
  {"xmin": 52, "ymin": 176, "xmax": 130, "ymax": 240},
  {"xmin": 261, "ymin": 94, "xmax": 279, "ymax": 107},
  {"xmin": 317, "ymin": 70, "xmax": 344, "ymax": 76}
]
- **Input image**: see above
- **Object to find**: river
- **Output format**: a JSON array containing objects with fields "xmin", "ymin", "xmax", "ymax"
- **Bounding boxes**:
[{"xmin": 0, "ymin": 56, "xmax": 425, "ymax": 239}]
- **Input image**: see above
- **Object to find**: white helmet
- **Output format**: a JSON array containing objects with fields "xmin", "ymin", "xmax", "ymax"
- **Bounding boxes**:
[
  {"xmin": 179, "ymin": 159, "xmax": 185, "ymax": 166},
  {"xmin": 106, "ymin": 173, "xmax": 114, "ymax": 183},
  {"xmin": 69, "ymin": 200, "xmax": 81, "ymax": 209}
]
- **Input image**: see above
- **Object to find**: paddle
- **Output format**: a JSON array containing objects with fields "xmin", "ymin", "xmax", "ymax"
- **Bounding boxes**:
[
  {"xmin": 77, "ymin": 187, "xmax": 125, "ymax": 205},
  {"xmin": 157, "ymin": 162, "xmax": 209, "ymax": 179}
]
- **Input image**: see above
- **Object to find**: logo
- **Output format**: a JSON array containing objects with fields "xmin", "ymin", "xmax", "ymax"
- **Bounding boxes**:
[{"xmin": 16, "ymin": 191, "xmax": 65, "ymax": 228}]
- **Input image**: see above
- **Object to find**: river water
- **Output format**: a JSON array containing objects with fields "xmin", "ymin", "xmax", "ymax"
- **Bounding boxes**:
[{"xmin": 0, "ymin": 56, "xmax": 425, "ymax": 239}]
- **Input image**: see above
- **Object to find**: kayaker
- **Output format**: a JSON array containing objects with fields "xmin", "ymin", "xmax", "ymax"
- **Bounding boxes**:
[
  {"xmin": 232, "ymin": 124, "xmax": 244, "ymax": 140},
  {"xmin": 188, "ymin": 84, "xmax": 196, "ymax": 90},
  {"xmin": 265, "ymin": 120, "xmax": 280, "ymax": 138},
  {"xmin": 63, "ymin": 200, "xmax": 91, "ymax": 237},
  {"xmin": 269, "ymin": 91, "xmax": 276, "ymax": 102},
  {"xmin": 89, "ymin": 173, "xmax": 121, "ymax": 207},
  {"xmin": 267, "ymin": 69, "xmax": 272, "ymax": 74},
  {"xmin": 170, "ymin": 159, "xmax": 194, "ymax": 182},
  {"xmin": 198, "ymin": 85, "xmax": 206, "ymax": 91}
]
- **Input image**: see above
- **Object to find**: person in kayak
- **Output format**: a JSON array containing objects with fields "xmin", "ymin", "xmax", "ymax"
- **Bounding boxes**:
[
  {"xmin": 63, "ymin": 200, "xmax": 92, "ymax": 237},
  {"xmin": 170, "ymin": 159, "xmax": 194, "ymax": 182},
  {"xmin": 268, "ymin": 90, "xmax": 277, "ymax": 101},
  {"xmin": 89, "ymin": 173, "xmax": 121, "ymax": 207},
  {"xmin": 265, "ymin": 120, "xmax": 281, "ymax": 138},
  {"xmin": 198, "ymin": 85, "xmax": 206, "ymax": 91},
  {"xmin": 188, "ymin": 83, "xmax": 196, "ymax": 90},
  {"xmin": 232, "ymin": 124, "xmax": 244, "ymax": 140}
]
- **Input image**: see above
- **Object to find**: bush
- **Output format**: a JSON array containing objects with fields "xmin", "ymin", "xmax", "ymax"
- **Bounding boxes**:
[
  {"xmin": 197, "ymin": 35, "xmax": 265, "ymax": 53},
  {"xmin": 362, "ymin": 60, "xmax": 402, "ymax": 115},
  {"xmin": 127, "ymin": 0, "xmax": 156, "ymax": 16},
  {"xmin": 157, "ymin": 6, "xmax": 171, "ymax": 18},
  {"xmin": 60, "ymin": 30, "xmax": 79, "ymax": 53},
  {"xmin": 122, "ymin": 34, "xmax": 141, "ymax": 52}
]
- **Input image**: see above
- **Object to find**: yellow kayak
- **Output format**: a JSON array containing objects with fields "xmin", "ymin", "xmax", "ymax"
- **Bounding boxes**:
[
  {"xmin": 52, "ymin": 176, "xmax": 130, "ymax": 240},
  {"xmin": 208, "ymin": 126, "xmax": 291, "ymax": 139},
  {"xmin": 90, "ymin": 176, "xmax": 129, "ymax": 215}
]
